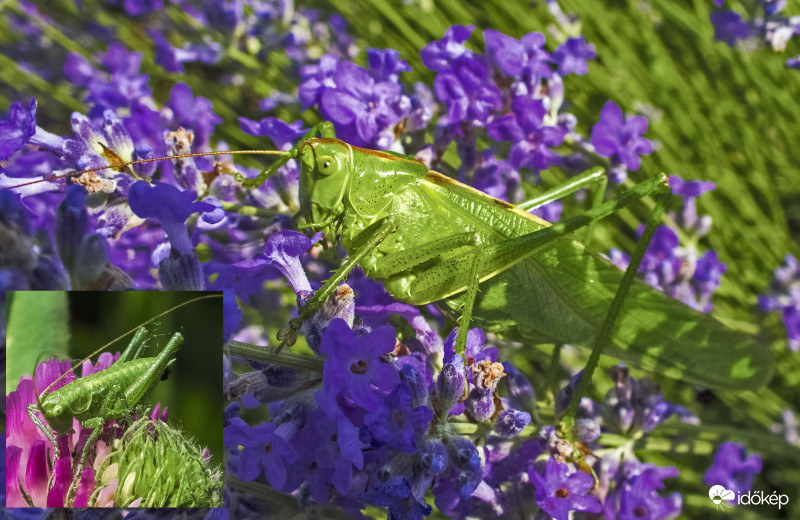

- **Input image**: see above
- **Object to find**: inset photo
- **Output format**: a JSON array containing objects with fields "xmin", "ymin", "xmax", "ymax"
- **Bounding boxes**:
[{"xmin": 5, "ymin": 291, "xmax": 222, "ymax": 508}]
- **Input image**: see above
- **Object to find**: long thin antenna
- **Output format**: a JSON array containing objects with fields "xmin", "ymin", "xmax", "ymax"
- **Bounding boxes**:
[
  {"xmin": 38, "ymin": 294, "xmax": 223, "ymax": 399},
  {"xmin": 5, "ymin": 150, "xmax": 288, "ymax": 190}
]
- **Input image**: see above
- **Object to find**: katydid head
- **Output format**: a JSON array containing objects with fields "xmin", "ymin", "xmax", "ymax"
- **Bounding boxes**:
[
  {"xmin": 297, "ymin": 138, "xmax": 352, "ymax": 234},
  {"xmin": 38, "ymin": 392, "xmax": 75, "ymax": 435}
]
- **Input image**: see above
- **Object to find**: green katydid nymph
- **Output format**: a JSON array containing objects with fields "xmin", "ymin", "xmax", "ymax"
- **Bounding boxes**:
[
  {"xmin": 13, "ymin": 293, "xmax": 223, "ymax": 507},
  {"xmin": 7, "ymin": 124, "xmax": 773, "ymax": 392}
]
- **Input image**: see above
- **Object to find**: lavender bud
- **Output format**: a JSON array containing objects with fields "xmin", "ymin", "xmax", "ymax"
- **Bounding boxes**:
[
  {"xmin": 503, "ymin": 362, "xmax": 537, "ymax": 415},
  {"xmin": 30, "ymin": 255, "xmax": 70, "ymax": 290},
  {"xmin": 55, "ymin": 184, "xmax": 89, "ymax": 272},
  {"xmin": 495, "ymin": 409, "xmax": 531, "ymax": 437},
  {"xmin": 419, "ymin": 441, "xmax": 448, "ymax": 475},
  {"xmin": 435, "ymin": 361, "xmax": 464, "ymax": 417},
  {"xmin": 400, "ymin": 364, "xmax": 428, "ymax": 407},
  {"xmin": 159, "ymin": 249, "xmax": 204, "ymax": 290},
  {"xmin": 446, "ymin": 436, "xmax": 480, "ymax": 472},
  {"xmin": 466, "ymin": 388, "xmax": 495, "ymax": 422},
  {"xmin": 262, "ymin": 366, "xmax": 299, "ymax": 388},
  {"xmin": 73, "ymin": 234, "xmax": 109, "ymax": 289},
  {"xmin": 575, "ymin": 417, "xmax": 601, "ymax": 443}
]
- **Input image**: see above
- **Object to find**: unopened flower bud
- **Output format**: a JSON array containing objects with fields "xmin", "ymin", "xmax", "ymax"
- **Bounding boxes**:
[
  {"xmin": 159, "ymin": 249, "xmax": 204, "ymax": 290},
  {"xmin": 435, "ymin": 361, "xmax": 464, "ymax": 417},
  {"xmin": 495, "ymin": 409, "xmax": 531, "ymax": 437}
]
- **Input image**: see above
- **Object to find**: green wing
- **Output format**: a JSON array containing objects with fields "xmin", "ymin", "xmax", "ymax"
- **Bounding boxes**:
[{"xmin": 447, "ymin": 237, "xmax": 773, "ymax": 391}]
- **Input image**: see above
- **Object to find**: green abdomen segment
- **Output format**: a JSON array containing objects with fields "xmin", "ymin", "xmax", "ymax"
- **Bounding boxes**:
[{"xmin": 46, "ymin": 357, "xmax": 164, "ymax": 420}]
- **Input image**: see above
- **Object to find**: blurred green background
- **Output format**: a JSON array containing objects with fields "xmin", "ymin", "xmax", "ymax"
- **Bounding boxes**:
[{"xmin": 6, "ymin": 291, "xmax": 223, "ymax": 467}]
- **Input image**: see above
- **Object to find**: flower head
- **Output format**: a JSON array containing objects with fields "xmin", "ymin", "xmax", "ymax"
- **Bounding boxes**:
[
  {"xmin": 321, "ymin": 319, "xmax": 400, "ymax": 410},
  {"xmin": 591, "ymin": 101, "xmax": 653, "ymax": 172},
  {"xmin": 704, "ymin": 442, "xmax": 762, "ymax": 501},
  {"xmin": 530, "ymin": 457, "xmax": 602, "ymax": 520}
]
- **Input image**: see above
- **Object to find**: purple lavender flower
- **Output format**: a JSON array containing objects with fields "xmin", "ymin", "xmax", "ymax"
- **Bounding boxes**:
[
  {"xmin": 362, "ymin": 476, "xmax": 433, "ymax": 520},
  {"xmin": 0, "ymin": 98, "xmax": 37, "ymax": 159},
  {"xmin": 223, "ymin": 418, "xmax": 298, "ymax": 488},
  {"xmin": 487, "ymin": 96, "xmax": 566, "ymax": 175},
  {"xmin": 603, "ymin": 365, "xmax": 694, "ymax": 434},
  {"xmin": 431, "ymin": 56, "xmax": 502, "ymax": 127},
  {"xmin": 484, "ymin": 29, "xmax": 554, "ymax": 91},
  {"xmin": 471, "ymin": 151, "xmax": 521, "ymax": 202},
  {"xmin": 367, "ymin": 47, "xmax": 412, "ymax": 82},
  {"xmin": 611, "ymin": 224, "xmax": 726, "ymax": 312},
  {"xmin": 704, "ymin": 442, "xmax": 762, "ymax": 501},
  {"xmin": 166, "ymin": 83, "xmax": 222, "ymax": 148},
  {"xmin": 553, "ymin": 36, "xmax": 597, "ymax": 76},
  {"xmin": 710, "ymin": 11, "xmax": 752, "ymax": 47},
  {"xmin": 320, "ymin": 319, "xmax": 400, "ymax": 411},
  {"xmin": 607, "ymin": 462, "xmax": 682, "ymax": 520},
  {"xmin": 758, "ymin": 254, "xmax": 800, "ymax": 351},
  {"xmin": 361, "ymin": 382, "xmax": 433, "ymax": 453},
  {"xmin": 233, "ymin": 229, "xmax": 323, "ymax": 295},
  {"xmin": 298, "ymin": 54, "xmax": 340, "ymax": 108},
  {"xmin": 151, "ymin": 30, "xmax": 221, "ymax": 73},
  {"xmin": 669, "ymin": 175, "xmax": 715, "ymax": 233},
  {"xmin": 591, "ymin": 101, "xmax": 653, "ymax": 173},
  {"xmin": 420, "ymin": 25, "xmax": 475, "ymax": 72},
  {"xmin": 127, "ymin": 181, "xmax": 212, "ymax": 254},
  {"xmin": 422, "ymin": 26, "xmax": 501, "ymax": 127},
  {"xmin": 319, "ymin": 58, "xmax": 410, "ymax": 148},
  {"xmin": 223, "ymin": 290, "xmax": 242, "ymax": 343},
  {"xmin": 495, "ymin": 409, "xmax": 531, "ymax": 437},
  {"xmin": 118, "ymin": 0, "xmax": 164, "ymax": 16},
  {"xmin": 530, "ymin": 457, "xmax": 602, "ymax": 520}
]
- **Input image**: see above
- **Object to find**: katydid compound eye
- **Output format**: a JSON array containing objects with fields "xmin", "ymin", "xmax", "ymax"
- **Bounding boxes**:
[{"xmin": 317, "ymin": 155, "xmax": 337, "ymax": 175}]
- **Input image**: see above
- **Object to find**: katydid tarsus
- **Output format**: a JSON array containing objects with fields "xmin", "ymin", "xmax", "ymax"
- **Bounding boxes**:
[
  {"xmin": 22, "ymin": 294, "xmax": 221, "ymax": 505},
  {"xmin": 6, "ymin": 123, "xmax": 773, "ymax": 392}
]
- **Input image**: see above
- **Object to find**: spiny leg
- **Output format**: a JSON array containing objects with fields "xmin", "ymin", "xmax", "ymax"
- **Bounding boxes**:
[
  {"xmin": 123, "ymin": 332, "xmax": 182, "ymax": 407},
  {"xmin": 517, "ymin": 166, "xmax": 608, "ymax": 246},
  {"xmin": 27, "ymin": 403, "xmax": 61, "ymax": 460},
  {"xmin": 454, "ymin": 242, "xmax": 484, "ymax": 356},
  {"xmin": 559, "ymin": 190, "xmax": 672, "ymax": 435},
  {"xmin": 373, "ymin": 232, "xmax": 476, "ymax": 278},
  {"xmin": 66, "ymin": 383, "xmax": 125, "ymax": 504},
  {"xmin": 115, "ymin": 326, "xmax": 154, "ymax": 364},
  {"xmin": 517, "ymin": 166, "xmax": 607, "ymax": 212},
  {"xmin": 387, "ymin": 174, "xmax": 669, "ymax": 357},
  {"xmin": 276, "ymin": 217, "xmax": 396, "ymax": 352}
]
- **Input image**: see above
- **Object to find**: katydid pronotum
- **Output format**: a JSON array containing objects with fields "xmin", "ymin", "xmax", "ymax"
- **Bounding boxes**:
[
  {"xmin": 5, "ymin": 123, "xmax": 773, "ymax": 393},
  {"xmin": 13, "ymin": 293, "xmax": 222, "ymax": 506}
]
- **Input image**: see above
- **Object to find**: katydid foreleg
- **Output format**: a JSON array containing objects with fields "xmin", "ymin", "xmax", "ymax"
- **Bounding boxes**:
[{"xmin": 276, "ymin": 218, "xmax": 397, "ymax": 351}]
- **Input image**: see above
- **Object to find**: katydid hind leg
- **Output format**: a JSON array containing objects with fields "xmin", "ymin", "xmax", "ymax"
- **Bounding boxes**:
[
  {"xmin": 372, "ymin": 232, "xmax": 476, "ymax": 278},
  {"xmin": 408, "ymin": 175, "xmax": 668, "ymax": 308},
  {"xmin": 454, "ymin": 244, "xmax": 484, "ymax": 356},
  {"xmin": 560, "ymin": 191, "xmax": 671, "ymax": 430},
  {"xmin": 114, "ymin": 326, "xmax": 153, "ymax": 365},
  {"xmin": 517, "ymin": 166, "xmax": 607, "ymax": 212},
  {"xmin": 123, "ymin": 332, "xmax": 183, "ymax": 407}
]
